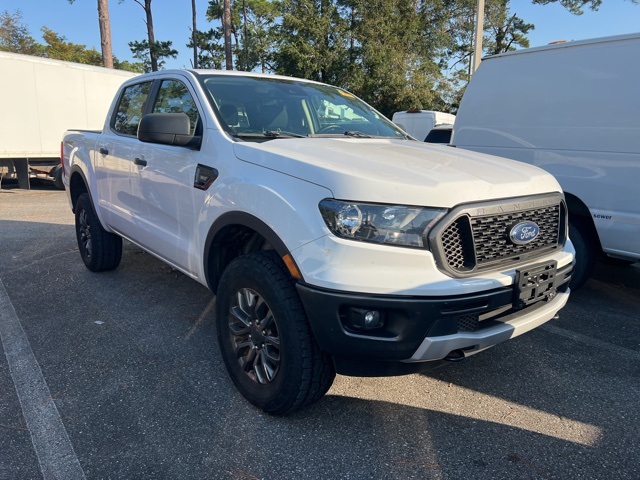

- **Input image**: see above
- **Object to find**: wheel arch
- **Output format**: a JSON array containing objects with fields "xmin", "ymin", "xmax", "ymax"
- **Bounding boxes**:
[
  {"xmin": 68, "ymin": 166, "xmax": 90, "ymax": 213},
  {"xmin": 204, "ymin": 211, "xmax": 293, "ymax": 294},
  {"xmin": 564, "ymin": 191, "xmax": 602, "ymax": 252}
]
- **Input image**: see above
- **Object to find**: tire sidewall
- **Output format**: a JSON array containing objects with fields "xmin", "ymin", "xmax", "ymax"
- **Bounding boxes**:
[
  {"xmin": 216, "ymin": 253, "xmax": 307, "ymax": 412},
  {"xmin": 74, "ymin": 192, "xmax": 122, "ymax": 272},
  {"xmin": 75, "ymin": 193, "xmax": 97, "ymax": 270}
]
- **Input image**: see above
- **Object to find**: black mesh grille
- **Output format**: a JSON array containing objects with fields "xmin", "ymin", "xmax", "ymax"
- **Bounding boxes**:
[
  {"xmin": 457, "ymin": 314, "xmax": 479, "ymax": 332},
  {"xmin": 472, "ymin": 204, "xmax": 560, "ymax": 267},
  {"xmin": 437, "ymin": 198, "xmax": 564, "ymax": 275},
  {"xmin": 441, "ymin": 217, "xmax": 473, "ymax": 271}
]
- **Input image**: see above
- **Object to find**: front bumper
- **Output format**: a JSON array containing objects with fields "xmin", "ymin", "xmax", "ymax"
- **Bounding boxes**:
[
  {"xmin": 297, "ymin": 262, "xmax": 572, "ymax": 375},
  {"xmin": 405, "ymin": 290, "xmax": 569, "ymax": 361}
]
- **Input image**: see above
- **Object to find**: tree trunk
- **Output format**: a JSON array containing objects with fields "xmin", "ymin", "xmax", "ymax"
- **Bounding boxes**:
[
  {"xmin": 191, "ymin": 0, "xmax": 198, "ymax": 68},
  {"xmin": 97, "ymin": 0, "xmax": 113, "ymax": 68},
  {"xmin": 223, "ymin": 0, "xmax": 233, "ymax": 70},
  {"xmin": 242, "ymin": 0, "xmax": 248, "ymax": 71},
  {"xmin": 144, "ymin": 0, "xmax": 158, "ymax": 71}
]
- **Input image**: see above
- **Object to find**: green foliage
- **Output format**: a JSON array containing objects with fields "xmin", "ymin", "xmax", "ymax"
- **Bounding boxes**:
[
  {"xmin": 206, "ymin": 0, "xmax": 280, "ymax": 72},
  {"xmin": 435, "ymin": 0, "xmax": 536, "ymax": 108},
  {"xmin": 532, "ymin": 0, "xmax": 638, "ymax": 15},
  {"xmin": 114, "ymin": 59, "xmax": 146, "ymax": 73},
  {"xmin": 187, "ymin": 28, "xmax": 225, "ymax": 69},
  {"xmin": 531, "ymin": 0, "xmax": 600, "ymax": 15},
  {"xmin": 129, "ymin": 39, "xmax": 178, "ymax": 72},
  {"xmin": 485, "ymin": 0, "xmax": 534, "ymax": 55},
  {"xmin": 1, "ymin": 9, "xmax": 143, "ymax": 72},
  {"xmin": 0, "ymin": 10, "xmax": 41, "ymax": 55},
  {"xmin": 274, "ymin": 0, "xmax": 349, "ymax": 85},
  {"xmin": 41, "ymin": 27, "xmax": 103, "ymax": 65},
  {"xmin": 340, "ymin": 1, "xmax": 446, "ymax": 117},
  {"xmin": 200, "ymin": 0, "xmax": 542, "ymax": 115},
  {"xmin": 273, "ymin": 0, "xmax": 450, "ymax": 117},
  {"xmin": 14, "ymin": 0, "xmax": 640, "ymax": 113}
]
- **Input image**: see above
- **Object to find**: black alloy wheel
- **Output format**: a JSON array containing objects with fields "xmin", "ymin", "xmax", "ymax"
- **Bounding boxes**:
[
  {"xmin": 215, "ymin": 251, "xmax": 335, "ymax": 415},
  {"xmin": 229, "ymin": 287, "xmax": 282, "ymax": 385},
  {"xmin": 74, "ymin": 192, "xmax": 122, "ymax": 272}
]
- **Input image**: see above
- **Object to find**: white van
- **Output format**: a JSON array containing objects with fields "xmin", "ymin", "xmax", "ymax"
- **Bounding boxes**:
[
  {"xmin": 451, "ymin": 33, "xmax": 640, "ymax": 287},
  {"xmin": 392, "ymin": 110, "xmax": 455, "ymax": 142}
]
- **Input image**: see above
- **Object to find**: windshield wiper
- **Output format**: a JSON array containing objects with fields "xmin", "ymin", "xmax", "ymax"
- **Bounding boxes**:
[
  {"xmin": 234, "ymin": 130, "xmax": 307, "ymax": 139},
  {"xmin": 264, "ymin": 130, "xmax": 307, "ymax": 138},
  {"xmin": 343, "ymin": 131, "xmax": 373, "ymax": 138},
  {"xmin": 310, "ymin": 130, "xmax": 375, "ymax": 138}
]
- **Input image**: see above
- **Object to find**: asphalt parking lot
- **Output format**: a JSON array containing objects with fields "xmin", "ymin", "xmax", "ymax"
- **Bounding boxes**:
[{"xmin": 1, "ymin": 184, "xmax": 639, "ymax": 480}]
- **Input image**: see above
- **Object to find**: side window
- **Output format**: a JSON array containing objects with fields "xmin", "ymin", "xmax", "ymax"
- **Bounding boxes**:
[
  {"xmin": 152, "ymin": 80, "xmax": 200, "ymax": 136},
  {"xmin": 112, "ymin": 82, "xmax": 153, "ymax": 136}
]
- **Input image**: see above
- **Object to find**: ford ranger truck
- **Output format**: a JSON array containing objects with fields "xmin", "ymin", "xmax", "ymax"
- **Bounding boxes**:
[{"xmin": 62, "ymin": 70, "xmax": 574, "ymax": 415}]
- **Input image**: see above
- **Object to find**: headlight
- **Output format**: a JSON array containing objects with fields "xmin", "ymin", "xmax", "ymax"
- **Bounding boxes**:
[{"xmin": 319, "ymin": 199, "xmax": 446, "ymax": 248}]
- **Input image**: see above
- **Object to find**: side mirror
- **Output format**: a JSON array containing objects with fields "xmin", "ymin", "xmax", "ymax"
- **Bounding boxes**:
[{"xmin": 137, "ymin": 113, "xmax": 200, "ymax": 149}]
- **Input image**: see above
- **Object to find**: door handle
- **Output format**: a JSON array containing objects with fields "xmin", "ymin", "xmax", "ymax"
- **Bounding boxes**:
[
  {"xmin": 133, "ymin": 157, "xmax": 147, "ymax": 167},
  {"xmin": 99, "ymin": 147, "xmax": 109, "ymax": 155}
]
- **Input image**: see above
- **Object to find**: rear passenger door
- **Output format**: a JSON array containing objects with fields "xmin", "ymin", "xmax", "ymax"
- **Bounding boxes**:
[
  {"xmin": 128, "ymin": 77, "xmax": 205, "ymax": 273},
  {"xmin": 97, "ymin": 80, "xmax": 153, "ymax": 234}
]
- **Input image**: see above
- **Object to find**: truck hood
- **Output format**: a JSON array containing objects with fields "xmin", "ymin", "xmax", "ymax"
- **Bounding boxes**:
[{"xmin": 233, "ymin": 138, "xmax": 561, "ymax": 207}]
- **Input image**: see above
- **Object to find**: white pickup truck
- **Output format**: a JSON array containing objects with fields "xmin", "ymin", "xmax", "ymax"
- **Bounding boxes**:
[{"xmin": 62, "ymin": 70, "xmax": 574, "ymax": 415}]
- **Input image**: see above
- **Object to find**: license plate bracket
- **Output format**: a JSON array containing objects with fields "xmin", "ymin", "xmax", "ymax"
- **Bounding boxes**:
[{"xmin": 514, "ymin": 260, "xmax": 558, "ymax": 309}]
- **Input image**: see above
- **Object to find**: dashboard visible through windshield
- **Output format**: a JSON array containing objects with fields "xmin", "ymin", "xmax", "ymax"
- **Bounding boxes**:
[{"xmin": 201, "ymin": 75, "xmax": 407, "ymax": 140}]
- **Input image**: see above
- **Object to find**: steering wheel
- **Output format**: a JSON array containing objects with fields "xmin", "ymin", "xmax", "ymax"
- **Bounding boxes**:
[{"xmin": 316, "ymin": 125, "xmax": 346, "ymax": 134}]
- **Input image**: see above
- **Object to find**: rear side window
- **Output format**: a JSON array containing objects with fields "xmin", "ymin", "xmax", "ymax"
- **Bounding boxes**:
[
  {"xmin": 152, "ymin": 80, "xmax": 200, "ymax": 136},
  {"xmin": 424, "ymin": 127, "xmax": 452, "ymax": 144},
  {"xmin": 112, "ymin": 81, "xmax": 153, "ymax": 136}
]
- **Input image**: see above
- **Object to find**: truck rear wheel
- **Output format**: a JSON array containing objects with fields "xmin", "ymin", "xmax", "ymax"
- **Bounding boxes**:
[
  {"xmin": 75, "ymin": 193, "xmax": 122, "ymax": 272},
  {"xmin": 215, "ymin": 251, "xmax": 335, "ymax": 415}
]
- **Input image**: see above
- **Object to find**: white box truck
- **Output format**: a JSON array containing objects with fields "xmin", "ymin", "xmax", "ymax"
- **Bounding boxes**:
[
  {"xmin": 451, "ymin": 33, "xmax": 640, "ymax": 287},
  {"xmin": 0, "ymin": 52, "xmax": 137, "ymax": 189},
  {"xmin": 392, "ymin": 110, "xmax": 455, "ymax": 142}
]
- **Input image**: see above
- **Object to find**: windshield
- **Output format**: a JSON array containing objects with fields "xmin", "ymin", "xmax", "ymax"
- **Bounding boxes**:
[{"xmin": 201, "ymin": 75, "xmax": 406, "ymax": 140}]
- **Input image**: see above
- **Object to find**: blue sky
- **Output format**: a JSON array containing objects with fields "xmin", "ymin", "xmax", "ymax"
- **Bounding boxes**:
[{"xmin": 3, "ymin": 0, "xmax": 640, "ymax": 69}]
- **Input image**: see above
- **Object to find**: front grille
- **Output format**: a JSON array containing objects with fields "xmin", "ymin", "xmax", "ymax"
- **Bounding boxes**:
[
  {"xmin": 432, "ymin": 194, "xmax": 566, "ymax": 276},
  {"xmin": 472, "ymin": 204, "xmax": 560, "ymax": 267}
]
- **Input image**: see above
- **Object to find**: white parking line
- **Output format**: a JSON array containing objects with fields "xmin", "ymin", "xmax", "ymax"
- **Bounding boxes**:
[
  {"xmin": 0, "ymin": 279, "xmax": 86, "ymax": 480},
  {"xmin": 541, "ymin": 323, "xmax": 640, "ymax": 361}
]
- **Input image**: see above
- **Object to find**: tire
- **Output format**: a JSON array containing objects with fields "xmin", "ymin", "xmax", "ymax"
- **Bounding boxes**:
[
  {"xmin": 51, "ymin": 165, "xmax": 64, "ymax": 190},
  {"xmin": 568, "ymin": 218, "xmax": 596, "ymax": 290},
  {"xmin": 75, "ymin": 193, "xmax": 122, "ymax": 272},
  {"xmin": 215, "ymin": 251, "xmax": 335, "ymax": 415}
]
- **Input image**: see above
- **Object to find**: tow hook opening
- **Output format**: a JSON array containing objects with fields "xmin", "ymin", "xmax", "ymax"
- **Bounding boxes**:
[{"xmin": 444, "ymin": 349, "xmax": 466, "ymax": 362}]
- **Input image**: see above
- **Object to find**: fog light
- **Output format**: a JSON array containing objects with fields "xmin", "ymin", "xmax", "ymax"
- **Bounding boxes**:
[
  {"xmin": 364, "ymin": 311, "xmax": 381, "ymax": 328},
  {"xmin": 345, "ymin": 308, "xmax": 385, "ymax": 331}
]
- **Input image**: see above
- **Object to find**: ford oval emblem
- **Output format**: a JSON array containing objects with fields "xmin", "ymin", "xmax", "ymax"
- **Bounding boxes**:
[{"xmin": 509, "ymin": 222, "xmax": 540, "ymax": 245}]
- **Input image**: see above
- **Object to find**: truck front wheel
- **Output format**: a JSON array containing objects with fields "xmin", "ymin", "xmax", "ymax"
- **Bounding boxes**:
[
  {"xmin": 75, "ymin": 193, "xmax": 122, "ymax": 272},
  {"xmin": 215, "ymin": 251, "xmax": 335, "ymax": 415}
]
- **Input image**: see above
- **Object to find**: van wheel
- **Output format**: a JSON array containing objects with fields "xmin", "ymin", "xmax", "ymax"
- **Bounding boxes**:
[
  {"xmin": 569, "ymin": 219, "xmax": 595, "ymax": 290},
  {"xmin": 75, "ymin": 193, "xmax": 122, "ymax": 272},
  {"xmin": 215, "ymin": 251, "xmax": 335, "ymax": 415}
]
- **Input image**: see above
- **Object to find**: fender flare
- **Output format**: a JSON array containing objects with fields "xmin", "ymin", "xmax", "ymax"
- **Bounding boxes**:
[
  {"xmin": 68, "ymin": 166, "xmax": 113, "ymax": 235},
  {"xmin": 203, "ymin": 211, "xmax": 291, "ymax": 292},
  {"xmin": 68, "ymin": 165, "xmax": 91, "ymax": 212}
]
